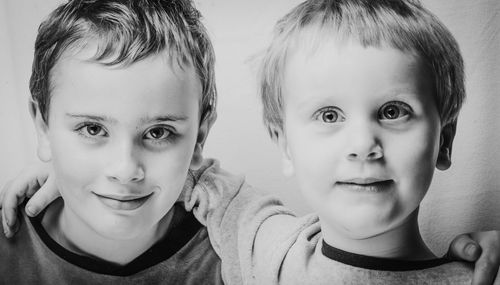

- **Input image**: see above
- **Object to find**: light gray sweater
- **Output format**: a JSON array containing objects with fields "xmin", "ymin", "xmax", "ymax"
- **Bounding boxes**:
[{"xmin": 182, "ymin": 159, "xmax": 473, "ymax": 285}]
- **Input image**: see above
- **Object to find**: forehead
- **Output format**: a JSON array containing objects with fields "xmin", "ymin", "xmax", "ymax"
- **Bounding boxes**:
[
  {"xmin": 49, "ymin": 48, "xmax": 202, "ymax": 122},
  {"xmin": 282, "ymin": 39, "xmax": 432, "ymax": 105}
]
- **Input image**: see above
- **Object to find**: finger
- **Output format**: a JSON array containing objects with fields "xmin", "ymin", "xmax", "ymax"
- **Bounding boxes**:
[
  {"xmin": 2, "ymin": 207, "xmax": 13, "ymax": 238},
  {"xmin": 25, "ymin": 179, "xmax": 40, "ymax": 199},
  {"xmin": 470, "ymin": 231, "xmax": 500, "ymax": 285},
  {"xmin": 9, "ymin": 167, "xmax": 45, "ymax": 200},
  {"xmin": 1, "ymin": 180, "xmax": 31, "ymax": 234},
  {"xmin": 25, "ymin": 175, "xmax": 59, "ymax": 217},
  {"xmin": 25, "ymin": 170, "xmax": 49, "ymax": 199},
  {"xmin": 472, "ymin": 253, "xmax": 498, "ymax": 285},
  {"xmin": 448, "ymin": 234, "xmax": 481, "ymax": 262},
  {"xmin": 0, "ymin": 180, "xmax": 13, "ymax": 209}
]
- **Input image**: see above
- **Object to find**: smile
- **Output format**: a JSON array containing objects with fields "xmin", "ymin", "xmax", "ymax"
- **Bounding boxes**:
[
  {"xmin": 93, "ymin": 192, "xmax": 154, "ymax": 211},
  {"xmin": 335, "ymin": 180, "xmax": 394, "ymax": 193}
]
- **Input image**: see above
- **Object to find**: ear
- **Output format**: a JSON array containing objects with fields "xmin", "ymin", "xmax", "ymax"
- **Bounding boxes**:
[
  {"xmin": 436, "ymin": 121, "xmax": 457, "ymax": 170},
  {"xmin": 272, "ymin": 126, "xmax": 294, "ymax": 177},
  {"xmin": 190, "ymin": 113, "xmax": 216, "ymax": 170},
  {"xmin": 29, "ymin": 100, "xmax": 52, "ymax": 162}
]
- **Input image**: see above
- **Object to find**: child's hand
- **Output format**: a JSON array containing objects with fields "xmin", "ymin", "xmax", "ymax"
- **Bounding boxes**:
[
  {"xmin": 448, "ymin": 231, "xmax": 500, "ymax": 285},
  {"xmin": 0, "ymin": 163, "xmax": 58, "ymax": 238}
]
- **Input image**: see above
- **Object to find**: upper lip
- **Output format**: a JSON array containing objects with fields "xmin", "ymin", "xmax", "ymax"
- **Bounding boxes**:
[
  {"xmin": 93, "ymin": 192, "xmax": 153, "ymax": 201},
  {"xmin": 337, "ymin": 178, "xmax": 392, "ymax": 185}
]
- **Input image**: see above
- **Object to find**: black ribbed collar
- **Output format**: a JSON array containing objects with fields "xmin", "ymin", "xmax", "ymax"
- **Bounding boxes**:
[
  {"xmin": 29, "ymin": 202, "xmax": 202, "ymax": 276},
  {"xmin": 321, "ymin": 240, "xmax": 450, "ymax": 271}
]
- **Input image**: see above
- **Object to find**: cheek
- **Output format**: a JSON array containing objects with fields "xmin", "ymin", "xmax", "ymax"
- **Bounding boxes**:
[
  {"xmin": 144, "ymin": 157, "xmax": 190, "ymax": 220},
  {"xmin": 147, "ymin": 156, "xmax": 189, "ymax": 190},
  {"xmin": 289, "ymin": 134, "xmax": 343, "ymax": 197},
  {"xmin": 387, "ymin": 126, "xmax": 440, "ymax": 199},
  {"xmin": 49, "ymin": 133, "xmax": 102, "ymax": 195},
  {"xmin": 145, "ymin": 143, "xmax": 195, "ymax": 197}
]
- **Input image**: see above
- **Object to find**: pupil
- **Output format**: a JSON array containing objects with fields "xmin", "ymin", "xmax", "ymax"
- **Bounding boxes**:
[
  {"xmin": 151, "ymin": 128, "xmax": 164, "ymax": 139},
  {"xmin": 323, "ymin": 111, "xmax": 337, "ymax": 122},
  {"xmin": 88, "ymin": 125, "xmax": 100, "ymax": 135},
  {"xmin": 385, "ymin": 106, "xmax": 399, "ymax": 119}
]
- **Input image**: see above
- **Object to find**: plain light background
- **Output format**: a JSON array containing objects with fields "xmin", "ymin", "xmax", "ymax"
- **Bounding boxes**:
[{"xmin": 0, "ymin": 0, "xmax": 498, "ymax": 255}]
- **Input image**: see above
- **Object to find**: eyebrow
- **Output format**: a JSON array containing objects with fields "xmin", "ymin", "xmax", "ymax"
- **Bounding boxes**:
[
  {"xmin": 139, "ymin": 115, "xmax": 189, "ymax": 124},
  {"xmin": 65, "ymin": 114, "xmax": 189, "ymax": 124},
  {"xmin": 65, "ymin": 114, "xmax": 116, "ymax": 123}
]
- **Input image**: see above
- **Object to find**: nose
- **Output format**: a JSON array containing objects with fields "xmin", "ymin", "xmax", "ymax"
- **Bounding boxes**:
[
  {"xmin": 345, "ymin": 121, "xmax": 383, "ymax": 162},
  {"xmin": 106, "ymin": 141, "xmax": 145, "ymax": 184}
]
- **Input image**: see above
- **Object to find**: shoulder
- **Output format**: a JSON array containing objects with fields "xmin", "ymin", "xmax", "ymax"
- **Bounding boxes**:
[
  {"xmin": 422, "ymin": 261, "xmax": 473, "ymax": 283},
  {"xmin": 0, "ymin": 211, "xmax": 34, "ymax": 250},
  {"xmin": 252, "ymin": 213, "xmax": 322, "ymax": 283},
  {"xmin": 0, "ymin": 212, "xmax": 42, "ymax": 282},
  {"xmin": 173, "ymin": 226, "xmax": 223, "ymax": 283},
  {"xmin": 368, "ymin": 260, "xmax": 473, "ymax": 284}
]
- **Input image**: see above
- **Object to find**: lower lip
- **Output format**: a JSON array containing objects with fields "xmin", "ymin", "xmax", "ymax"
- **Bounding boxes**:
[
  {"xmin": 95, "ymin": 193, "xmax": 153, "ymax": 211},
  {"xmin": 335, "ymin": 181, "xmax": 393, "ymax": 193}
]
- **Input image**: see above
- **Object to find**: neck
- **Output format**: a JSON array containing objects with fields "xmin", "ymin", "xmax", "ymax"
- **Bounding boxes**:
[
  {"xmin": 42, "ymin": 199, "xmax": 174, "ymax": 265},
  {"xmin": 320, "ymin": 209, "xmax": 435, "ymax": 260}
]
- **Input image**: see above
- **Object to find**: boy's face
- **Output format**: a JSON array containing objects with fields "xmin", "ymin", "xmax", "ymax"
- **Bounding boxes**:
[
  {"xmin": 34, "ymin": 49, "xmax": 205, "ymax": 240},
  {"xmin": 278, "ymin": 41, "xmax": 453, "ymax": 241}
]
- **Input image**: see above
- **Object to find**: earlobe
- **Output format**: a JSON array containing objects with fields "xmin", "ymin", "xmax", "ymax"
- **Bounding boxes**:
[
  {"xmin": 30, "ymin": 100, "xmax": 52, "ymax": 162},
  {"xmin": 436, "ymin": 121, "xmax": 457, "ymax": 170}
]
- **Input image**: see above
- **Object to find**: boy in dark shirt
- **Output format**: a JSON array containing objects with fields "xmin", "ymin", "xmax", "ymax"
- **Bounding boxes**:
[{"xmin": 0, "ymin": 0, "xmax": 222, "ymax": 283}]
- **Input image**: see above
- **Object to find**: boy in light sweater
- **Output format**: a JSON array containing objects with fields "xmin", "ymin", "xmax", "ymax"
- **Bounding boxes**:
[{"xmin": 185, "ymin": 0, "xmax": 499, "ymax": 283}]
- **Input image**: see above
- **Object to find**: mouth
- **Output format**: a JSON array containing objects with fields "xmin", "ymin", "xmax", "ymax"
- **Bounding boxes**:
[
  {"xmin": 335, "ymin": 179, "xmax": 394, "ymax": 193},
  {"xmin": 93, "ymin": 192, "xmax": 154, "ymax": 211}
]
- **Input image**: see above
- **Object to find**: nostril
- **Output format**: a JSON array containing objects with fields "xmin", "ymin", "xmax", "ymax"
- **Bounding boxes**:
[
  {"xmin": 367, "ymin": 149, "xmax": 383, "ymax": 160},
  {"xmin": 347, "ymin": 153, "xmax": 358, "ymax": 160}
]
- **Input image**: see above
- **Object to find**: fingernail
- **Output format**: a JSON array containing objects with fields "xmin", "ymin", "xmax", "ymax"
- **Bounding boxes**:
[
  {"xmin": 466, "ymin": 243, "xmax": 478, "ymax": 256},
  {"xmin": 26, "ymin": 205, "xmax": 35, "ymax": 216}
]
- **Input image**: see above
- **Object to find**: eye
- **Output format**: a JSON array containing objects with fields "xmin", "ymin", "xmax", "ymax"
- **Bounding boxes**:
[
  {"xmin": 378, "ymin": 102, "xmax": 412, "ymax": 121},
  {"xmin": 77, "ymin": 123, "xmax": 107, "ymax": 137},
  {"xmin": 144, "ymin": 126, "xmax": 172, "ymax": 141},
  {"xmin": 314, "ymin": 107, "xmax": 345, "ymax": 123}
]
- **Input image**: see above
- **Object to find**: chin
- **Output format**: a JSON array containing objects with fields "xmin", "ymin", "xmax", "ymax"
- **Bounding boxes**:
[
  {"xmin": 343, "ymin": 222, "xmax": 392, "ymax": 240},
  {"xmin": 329, "ymin": 209, "xmax": 398, "ymax": 239},
  {"xmin": 99, "ymin": 226, "xmax": 147, "ymax": 241},
  {"xmin": 90, "ymin": 217, "xmax": 151, "ymax": 241}
]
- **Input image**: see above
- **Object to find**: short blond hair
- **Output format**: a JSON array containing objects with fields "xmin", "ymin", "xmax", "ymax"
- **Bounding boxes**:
[
  {"xmin": 31, "ymin": 0, "xmax": 216, "ymax": 124},
  {"xmin": 260, "ymin": 0, "xmax": 464, "ymax": 139}
]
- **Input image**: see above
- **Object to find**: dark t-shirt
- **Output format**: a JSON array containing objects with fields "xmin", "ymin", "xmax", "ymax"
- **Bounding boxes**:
[{"xmin": 0, "ymin": 201, "xmax": 223, "ymax": 284}]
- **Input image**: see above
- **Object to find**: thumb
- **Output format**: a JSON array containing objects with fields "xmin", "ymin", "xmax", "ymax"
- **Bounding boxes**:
[
  {"xmin": 447, "ymin": 233, "xmax": 482, "ymax": 262},
  {"xmin": 25, "ymin": 175, "xmax": 60, "ymax": 217}
]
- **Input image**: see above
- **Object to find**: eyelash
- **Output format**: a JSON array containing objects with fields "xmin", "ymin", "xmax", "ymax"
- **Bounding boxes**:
[
  {"xmin": 74, "ymin": 123, "xmax": 177, "ymax": 145},
  {"xmin": 143, "ymin": 126, "xmax": 176, "ymax": 145},
  {"xmin": 75, "ymin": 122, "xmax": 108, "ymax": 139},
  {"xmin": 312, "ymin": 101, "xmax": 413, "ymax": 125},
  {"xmin": 313, "ymin": 107, "xmax": 346, "ymax": 124},
  {"xmin": 378, "ymin": 101, "xmax": 413, "ymax": 121}
]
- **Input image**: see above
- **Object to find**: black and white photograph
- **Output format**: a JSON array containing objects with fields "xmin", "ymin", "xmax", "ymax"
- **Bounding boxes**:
[{"xmin": 0, "ymin": 0, "xmax": 499, "ymax": 284}]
